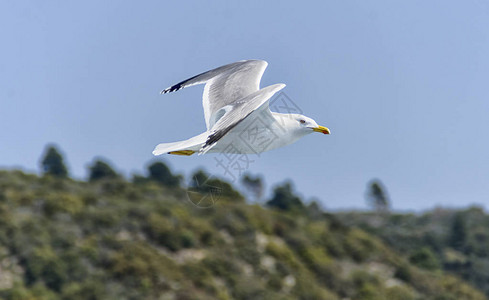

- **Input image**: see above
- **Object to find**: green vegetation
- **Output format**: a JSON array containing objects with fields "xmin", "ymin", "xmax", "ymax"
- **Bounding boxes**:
[
  {"xmin": 266, "ymin": 181, "xmax": 304, "ymax": 212},
  {"xmin": 338, "ymin": 207, "xmax": 489, "ymax": 298},
  {"xmin": 88, "ymin": 159, "xmax": 119, "ymax": 182},
  {"xmin": 0, "ymin": 147, "xmax": 487, "ymax": 299},
  {"xmin": 241, "ymin": 173, "xmax": 264, "ymax": 201},
  {"xmin": 40, "ymin": 145, "xmax": 68, "ymax": 178},
  {"xmin": 148, "ymin": 162, "xmax": 182, "ymax": 187},
  {"xmin": 366, "ymin": 179, "xmax": 390, "ymax": 213}
]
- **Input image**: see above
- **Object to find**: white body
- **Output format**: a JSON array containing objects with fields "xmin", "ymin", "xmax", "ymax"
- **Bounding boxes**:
[{"xmin": 153, "ymin": 60, "xmax": 329, "ymax": 156}]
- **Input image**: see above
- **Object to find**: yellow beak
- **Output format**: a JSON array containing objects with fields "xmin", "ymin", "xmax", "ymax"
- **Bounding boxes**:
[{"xmin": 313, "ymin": 125, "xmax": 331, "ymax": 135}]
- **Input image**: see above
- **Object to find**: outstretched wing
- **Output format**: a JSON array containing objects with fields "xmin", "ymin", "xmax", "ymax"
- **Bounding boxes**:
[
  {"xmin": 200, "ymin": 83, "xmax": 286, "ymax": 154},
  {"xmin": 161, "ymin": 60, "xmax": 268, "ymax": 130}
]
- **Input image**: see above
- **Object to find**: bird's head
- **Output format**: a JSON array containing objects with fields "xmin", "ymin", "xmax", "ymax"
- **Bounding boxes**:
[{"xmin": 287, "ymin": 114, "xmax": 330, "ymax": 135}]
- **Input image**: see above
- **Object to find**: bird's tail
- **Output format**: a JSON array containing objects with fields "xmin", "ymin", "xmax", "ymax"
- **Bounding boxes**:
[{"xmin": 152, "ymin": 132, "xmax": 209, "ymax": 156}]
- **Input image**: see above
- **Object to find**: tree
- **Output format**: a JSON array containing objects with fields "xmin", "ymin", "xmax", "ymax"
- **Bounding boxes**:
[
  {"xmin": 266, "ymin": 181, "xmax": 304, "ymax": 211},
  {"xmin": 240, "ymin": 173, "xmax": 264, "ymax": 201},
  {"xmin": 189, "ymin": 169, "xmax": 211, "ymax": 193},
  {"xmin": 189, "ymin": 169, "xmax": 243, "ymax": 201},
  {"xmin": 148, "ymin": 161, "xmax": 181, "ymax": 187},
  {"xmin": 40, "ymin": 145, "xmax": 68, "ymax": 178},
  {"xmin": 88, "ymin": 159, "xmax": 119, "ymax": 182},
  {"xmin": 366, "ymin": 179, "xmax": 390, "ymax": 212},
  {"xmin": 449, "ymin": 212, "xmax": 467, "ymax": 252}
]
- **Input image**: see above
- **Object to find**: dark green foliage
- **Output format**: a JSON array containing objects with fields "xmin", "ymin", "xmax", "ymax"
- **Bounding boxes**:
[
  {"xmin": 409, "ymin": 247, "xmax": 440, "ymax": 271},
  {"xmin": 61, "ymin": 279, "xmax": 108, "ymax": 300},
  {"xmin": 366, "ymin": 179, "xmax": 389, "ymax": 212},
  {"xmin": 449, "ymin": 212, "xmax": 468, "ymax": 252},
  {"xmin": 394, "ymin": 263, "xmax": 412, "ymax": 282},
  {"xmin": 148, "ymin": 161, "xmax": 181, "ymax": 187},
  {"xmin": 241, "ymin": 173, "xmax": 264, "ymax": 201},
  {"xmin": 306, "ymin": 200, "xmax": 323, "ymax": 219},
  {"xmin": 189, "ymin": 169, "xmax": 244, "ymax": 203},
  {"xmin": 24, "ymin": 246, "xmax": 68, "ymax": 291},
  {"xmin": 338, "ymin": 207, "xmax": 489, "ymax": 297},
  {"xmin": 0, "ymin": 170, "xmax": 485, "ymax": 300},
  {"xmin": 88, "ymin": 159, "xmax": 119, "ymax": 182},
  {"xmin": 344, "ymin": 229, "xmax": 380, "ymax": 262},
  {"xmin": 266, "ymin": 181, "xmax": 304, "ymax": 211},
  {"xmin": 132, "ymin": 174, "xmax": 147, "ymax": 185},
  {"xmin": 189, "ymin": 169, "xmax": 210, "ymax": 192},
  {"xmin": 351, "ymin": 270, "xmax": 382, "ymax": 300},
  {"xmin": 40, "ymin": 145, "xmax": 68, "ymax": 178}
]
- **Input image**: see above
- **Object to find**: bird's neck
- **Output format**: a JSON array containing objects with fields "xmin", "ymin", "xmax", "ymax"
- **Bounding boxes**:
[{"xmin": 269, "ymin": 112, "xmax": 309, "ymax": 146}]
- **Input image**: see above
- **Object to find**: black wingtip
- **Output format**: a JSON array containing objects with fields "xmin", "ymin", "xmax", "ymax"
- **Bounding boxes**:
[
  {"xmin": 160, "ymin": 85, "xmax": 183, "ymax": 95},
  {"xmin": 160, "ymin": 88, "xmax": 172, "ymax": 94}
]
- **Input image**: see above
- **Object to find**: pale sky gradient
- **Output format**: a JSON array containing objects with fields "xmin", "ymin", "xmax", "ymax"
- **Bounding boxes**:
[{"xmin": 1, "ymin": 0, "xmax": 489, "ymax": 210}]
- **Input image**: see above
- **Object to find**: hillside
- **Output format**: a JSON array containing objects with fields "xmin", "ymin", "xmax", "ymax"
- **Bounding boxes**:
[
  {"xmin": 0, "ymin": 169, "xmax": 486, "ymax": 300},
  {"xmin": 338, "ymin": 208, "xmax": 489, "ymax": 298}
]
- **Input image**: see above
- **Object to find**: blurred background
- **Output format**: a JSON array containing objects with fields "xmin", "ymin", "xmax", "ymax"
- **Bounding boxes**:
[
  {"xmin": 2, "ymin": 1, "xmax": 489, "ymax": 299},
  {"xmin": 2, "ymin": 0, "xmax": 489, "ymax": 210}
]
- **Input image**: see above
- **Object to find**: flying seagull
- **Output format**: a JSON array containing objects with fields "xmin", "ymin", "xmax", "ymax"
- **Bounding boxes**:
[{"xmin": 152, "ymin": 60, "xmax": 330, "ymax": 156}]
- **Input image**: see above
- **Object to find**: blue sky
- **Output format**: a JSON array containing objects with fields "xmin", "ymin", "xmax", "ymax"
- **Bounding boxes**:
[{"xmin": 1, "ymin": 0, "xmax": 488, "ymax": 210}]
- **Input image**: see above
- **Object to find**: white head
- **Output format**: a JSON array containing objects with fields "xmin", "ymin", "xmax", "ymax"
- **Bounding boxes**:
[{"xmin": 277, "ymin": 113, "xmax": 331, "ymax": 136}]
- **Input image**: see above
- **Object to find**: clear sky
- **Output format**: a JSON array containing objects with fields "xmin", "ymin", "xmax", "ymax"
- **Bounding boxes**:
[{"xmin": 2, "ymin": 0, "xmax": 488, "ymax": 210}]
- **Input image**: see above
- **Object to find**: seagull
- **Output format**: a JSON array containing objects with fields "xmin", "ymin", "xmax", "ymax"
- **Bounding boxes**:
[{"xmin": 152, "ymin": 60, "xmax": 330, "ymax": 156}]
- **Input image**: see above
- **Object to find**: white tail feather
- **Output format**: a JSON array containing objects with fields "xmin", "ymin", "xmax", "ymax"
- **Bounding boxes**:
[{"xmin": 152, "ymin": 132, "xmax": 209, "ymax": 156}]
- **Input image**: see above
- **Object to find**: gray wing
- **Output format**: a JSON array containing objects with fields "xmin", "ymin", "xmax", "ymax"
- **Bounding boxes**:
[
  {"xmin": 161, "ymin": 60, "xmax": 268, "ymax": 130},
  {"xmin": 200, "ymin": 83, "xmax": 286, "ymax": 154}
]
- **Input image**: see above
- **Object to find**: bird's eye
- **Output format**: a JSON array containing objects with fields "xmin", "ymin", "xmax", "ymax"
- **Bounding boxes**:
[{"xmin": 299, "ymin": 119, "xmax": 306, "ymax": 124}]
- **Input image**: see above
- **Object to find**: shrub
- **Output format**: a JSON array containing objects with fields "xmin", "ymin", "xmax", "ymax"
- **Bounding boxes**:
[
  {"xmin": 88, "ymin": 159, "xmax": 119, "ymax": 182},
  {"xmin": 40, "ymin": 145, "xmax": 68, "ymax": 178},
  {"xmin": 148, "ymin": 162, "xmax": 181, "ymax": 187},
  {"xmin": 24, "ymin": 246, "xmax": 68, "ymax": 292},
  {"xmin": 266, "ymin": 181, "xmax": 304, "ymax": 212},
  {"xmin": 344, "ymin": 229, "xmax": 379, "ymax": 262},
  {"xmin": 409, "ymin": 247, "xmax": 440, "ymax": 271}
]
